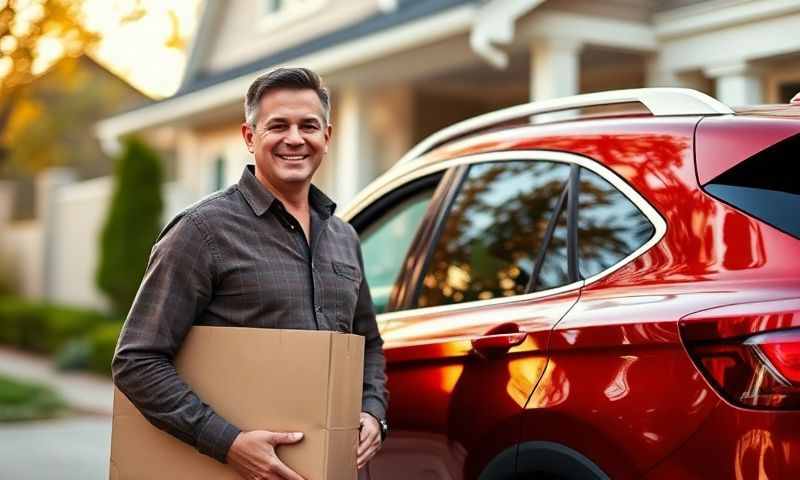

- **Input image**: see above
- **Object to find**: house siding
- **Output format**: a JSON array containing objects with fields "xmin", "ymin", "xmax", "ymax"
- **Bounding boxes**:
[{"xmin": 204, "ymin": 0, "xmax": 379, "ymax": 76}]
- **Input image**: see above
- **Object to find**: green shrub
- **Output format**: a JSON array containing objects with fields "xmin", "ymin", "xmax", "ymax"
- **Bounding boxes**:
[
  {"xmin": 0, "ymin": 374, "xmax": 68, "ymax": 422},
  {"xmin": 0, "ymin": 296, "xmax": 115, "ymax": 355},
  {"xmin": 0, "ymin": 296, "xmax": 123, "ymax": 375},
  {"xmin": 54, "ymin": 338, "xmax": 92, "ymax": 371},
  {"xmin": 41, "ymin": 306, "xmax": 110, "ymax": 353},
  {"xmin": 87, "ymin": 322, "xmax": 123, "ymax": 376},
  {"xmin": 96, "ymin": 137, "xmax": 164, "ymax": 315},
  {"xmin": 0, "ymin": 297, "xmax": 49, "ymax": 350}
]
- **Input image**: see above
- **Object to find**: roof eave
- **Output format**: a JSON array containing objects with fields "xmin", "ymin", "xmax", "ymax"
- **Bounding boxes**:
[{"xmin": 95, "ymin": 2, "xmax": 477, "ymax": 154}]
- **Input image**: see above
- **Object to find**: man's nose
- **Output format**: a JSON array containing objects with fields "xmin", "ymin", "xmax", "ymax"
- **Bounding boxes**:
[{"xmin": 283, "ymin": 125, "xmax": 305, "ymax": 146}]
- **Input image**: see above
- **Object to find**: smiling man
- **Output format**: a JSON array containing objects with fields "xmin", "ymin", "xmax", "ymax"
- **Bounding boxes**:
[{"xmin": 112, "ymin": 67, "xmax": 388, "ymax": 480}]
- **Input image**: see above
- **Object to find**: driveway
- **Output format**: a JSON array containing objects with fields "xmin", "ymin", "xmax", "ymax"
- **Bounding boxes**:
[{"xmin": 0, "ymin": 415, "xmax": 111, "ymax": 480}]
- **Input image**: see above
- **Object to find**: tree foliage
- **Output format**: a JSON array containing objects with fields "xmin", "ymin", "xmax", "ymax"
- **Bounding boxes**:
[
  {"xmin": 2, "ymin": 56, "xmax": 146, "ymax": 178},
  {"xmin": 0, "ymin": 0, "xmax": 98, "ymax": 167},
  {"xmin": 96, "ymin": 137, "xmax": 163, "ymax": 315}
]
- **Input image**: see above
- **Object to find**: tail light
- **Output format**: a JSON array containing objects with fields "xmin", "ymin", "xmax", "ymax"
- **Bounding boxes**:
[{"xmin": 680, "ymin": 298, "xmax": 800, "ymax": 410}]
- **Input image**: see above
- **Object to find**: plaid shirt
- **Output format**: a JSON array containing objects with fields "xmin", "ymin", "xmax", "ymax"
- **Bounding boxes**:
[{"xmin": 112, "ymin": 165, "xmax": 387, "ymax": 463}]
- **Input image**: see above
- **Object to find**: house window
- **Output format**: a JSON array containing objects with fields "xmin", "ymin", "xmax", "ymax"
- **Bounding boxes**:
[
  {"xmin": 210, "ymin": 156, "xmax": 226, "ymax": 193},
  {"xmin": 779, "ymin": 82, "xmax": 800, "ymax": 103},
  {"xmin": 259, "ymin": 0, "xmax": 327, "ymax": 30},
  {"xmin": 264, "ymin": 0, "xmax": 285, "ymax": 13}
]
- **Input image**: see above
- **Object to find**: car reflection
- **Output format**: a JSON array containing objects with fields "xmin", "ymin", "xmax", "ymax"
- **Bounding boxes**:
[
  {"xmin": 734, "ymin": 429, "xmax": 780, "ymax": 480},
  {"xmin": 603, "ymin": 355, "xmax": 637, "ymax": 402},
  {"xmin": 366, "ymin": 432, "xmax": 466, "ymax": 480}
]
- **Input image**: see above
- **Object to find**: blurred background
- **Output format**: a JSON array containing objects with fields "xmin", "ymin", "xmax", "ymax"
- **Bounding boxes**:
[{"xmin": 1, "ymin": 0, "xmax": 799, "ymax": 478}]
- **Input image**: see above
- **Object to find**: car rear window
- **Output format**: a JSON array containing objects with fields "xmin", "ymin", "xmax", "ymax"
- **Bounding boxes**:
[{"xmin": 703, "ymin": 133, "xmax": 800, "ymax": 239}]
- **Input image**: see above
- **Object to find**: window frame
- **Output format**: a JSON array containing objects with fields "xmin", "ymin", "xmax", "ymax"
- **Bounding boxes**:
[
  {"xmin": 341, "ymin": 150, "xmax": 666, "ymax": 320},
  {"xmin": 349, "ymin": 168, "xmax": 457, "ymax": 314},
  {"xmin": 258, "ymin": 0, "xmax": 328, "ymax": 32},
  {"xmin": 409, "ymin": 158, "xmax": 576, "ymax": 309}
]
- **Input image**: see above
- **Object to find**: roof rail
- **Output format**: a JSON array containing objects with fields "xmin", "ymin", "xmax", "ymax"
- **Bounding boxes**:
[{"xmin": 396, "ymin": 88, "xmax": 733, "ymax": 165}]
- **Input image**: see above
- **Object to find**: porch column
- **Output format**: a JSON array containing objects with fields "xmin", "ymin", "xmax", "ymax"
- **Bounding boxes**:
[
  {"xmin": 529, "ymin": 37, "xmax": 582, "ymax": 101},
  {"xmin": 705, "ymin": 62, "xmax": 763, "ymax": 106},
  {"xmin": 333, "ymin": 87, "xmax": 373, "ymax": 206},
  {"xmin": 645, "ymin": 56, "xmax": 707, "ymax": 91}
]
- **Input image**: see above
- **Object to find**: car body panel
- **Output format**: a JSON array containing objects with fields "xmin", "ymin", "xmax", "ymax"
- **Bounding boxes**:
[
  {"xmin": 369, "ymin": 285, "xmax": 582, "ymax": 479},
  {"xmin": 344, "ymin": 107, "xmax": 800, "ymax": 479}
]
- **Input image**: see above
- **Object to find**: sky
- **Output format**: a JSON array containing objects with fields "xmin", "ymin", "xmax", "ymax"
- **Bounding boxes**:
[{"xmin": 81, "ymin": 0, "xmax": 202, "ymax": 98}]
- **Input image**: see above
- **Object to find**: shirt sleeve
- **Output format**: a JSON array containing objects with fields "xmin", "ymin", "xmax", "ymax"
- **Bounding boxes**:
[
  {"xmin": 350, "ymin": 226, "xmax": 389, "ymax": 421},
  {"xmin": 111, "ymin": 211, "xmax": 240, "ymax": 463}
]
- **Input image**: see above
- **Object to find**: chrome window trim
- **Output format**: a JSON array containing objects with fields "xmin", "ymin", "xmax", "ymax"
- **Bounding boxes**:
[
  {"xmin": 343, "ymin": 150, "xmax": 667, "ymax": 321},
  {"xmin": 377, "ymin": 279, "xmax": 586, "ymax": 322}
]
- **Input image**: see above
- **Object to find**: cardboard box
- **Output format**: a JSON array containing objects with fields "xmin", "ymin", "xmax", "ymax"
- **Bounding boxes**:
[{"xmin": 109, "ymin": 326, "xmax": 365, "ymax": 480}]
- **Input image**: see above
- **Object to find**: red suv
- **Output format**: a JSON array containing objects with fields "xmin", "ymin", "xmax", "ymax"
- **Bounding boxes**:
[{"xmin": 343, "ymin": 89, "xmax": 800, "ymax": 479}]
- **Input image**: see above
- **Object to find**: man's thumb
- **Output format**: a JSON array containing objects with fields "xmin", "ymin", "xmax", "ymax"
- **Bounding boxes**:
[{"xmin": 272, "ymin": 431, "xmax": 304, "ymax": 445}]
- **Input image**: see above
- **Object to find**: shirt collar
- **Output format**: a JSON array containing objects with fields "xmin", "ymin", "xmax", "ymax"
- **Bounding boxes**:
[{"xmin": 238, "ymin": 165, "xmax": 336, "ymax": 219}]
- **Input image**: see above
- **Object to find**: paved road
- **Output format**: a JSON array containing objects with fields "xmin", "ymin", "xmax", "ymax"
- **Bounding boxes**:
[{"xmin": 0, "ymin": 416, "xmax": 111, "ymax": 480}]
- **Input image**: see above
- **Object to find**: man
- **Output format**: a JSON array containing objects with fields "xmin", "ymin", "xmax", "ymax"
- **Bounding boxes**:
[{"xmin": 112, "ymin": 67, "xmax": 388, "ymax": 480}]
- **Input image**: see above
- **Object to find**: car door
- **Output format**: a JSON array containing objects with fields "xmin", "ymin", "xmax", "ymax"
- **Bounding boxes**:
[
  {"xmin": 516, "ymin": 162, "xmax": 681, "ymax": 479},
  {"xmin": 361, "ymin": 153, "xmax": 585, "ymax": 480}
]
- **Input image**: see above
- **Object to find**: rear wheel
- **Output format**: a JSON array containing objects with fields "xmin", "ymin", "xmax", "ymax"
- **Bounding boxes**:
[{"xmin": 515, "ymin": 442, "xmax": 609, "ymax": 480}]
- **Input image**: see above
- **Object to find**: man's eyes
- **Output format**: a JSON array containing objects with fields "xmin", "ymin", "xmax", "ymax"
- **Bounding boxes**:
[{"xmin": 265, "ymin": 123, "xmax": 319, "ymax": 131}]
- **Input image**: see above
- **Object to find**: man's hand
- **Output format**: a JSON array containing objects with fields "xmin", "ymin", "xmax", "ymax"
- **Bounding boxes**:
[
  {"xmin": 792, "ymin": 92, "xmax": 800, "ymax": 105},
  {"xmin": 357, "ymin": 412, "xmax": 382, "ymax": 470},
  {"xmin": 226, "ymin": 430, "xmax": 305, "ymax": 480}
]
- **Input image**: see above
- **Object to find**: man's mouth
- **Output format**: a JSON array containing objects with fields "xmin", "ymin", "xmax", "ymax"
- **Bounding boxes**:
[{"xmin": 276, "ymin": 154, "xmax": 309, "ymax": 161}]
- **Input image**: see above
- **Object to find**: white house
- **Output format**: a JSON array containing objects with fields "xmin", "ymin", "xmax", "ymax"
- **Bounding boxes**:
[{"xmin": 96, "ymin": 0, "xmax": 800, "ymax": 209}]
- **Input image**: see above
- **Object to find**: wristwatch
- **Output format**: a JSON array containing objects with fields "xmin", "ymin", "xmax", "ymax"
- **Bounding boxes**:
[{"xmin": 378, "ymin": 417, "xmax": 389, "ymax": 442}]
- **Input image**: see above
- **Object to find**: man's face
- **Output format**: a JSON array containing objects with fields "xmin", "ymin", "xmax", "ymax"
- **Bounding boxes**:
[{"xmin": 242, "ymin": 88, "xmax": 332, "ymax": 189}]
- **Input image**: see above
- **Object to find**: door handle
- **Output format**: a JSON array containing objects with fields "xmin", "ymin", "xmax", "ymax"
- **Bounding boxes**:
[{"xmin": 471, "ymin": 323, "xmax": 528, "ymax": 357}]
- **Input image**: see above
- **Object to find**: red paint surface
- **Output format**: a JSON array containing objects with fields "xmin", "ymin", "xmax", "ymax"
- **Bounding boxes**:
[{"xmin": 364, "ymin": 114, "xmax": 800, "ymax": 479}]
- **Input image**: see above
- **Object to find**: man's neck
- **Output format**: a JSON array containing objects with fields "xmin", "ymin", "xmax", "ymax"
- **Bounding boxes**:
[{"xmin": 255, "ymin": 170, "xmax": 310, "ymax": 212}]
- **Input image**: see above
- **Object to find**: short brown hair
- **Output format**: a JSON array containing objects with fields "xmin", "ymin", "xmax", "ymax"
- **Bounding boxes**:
[{"xmin": 244, "ymin": 67, "xmax": 330, "ymax": 126}]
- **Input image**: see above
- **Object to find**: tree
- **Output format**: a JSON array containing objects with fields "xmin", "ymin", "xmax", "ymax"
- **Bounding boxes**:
[
  {"xmin": 0, "ymin": 0, "xmax": 99, "ymax": 172},
  {"xmin": 96, "ymin": 137, "xmax": 163, "ymax": 315},
  {"xmin": 2, "ymin": 55, "xmax": 148, "ymax": 178}
]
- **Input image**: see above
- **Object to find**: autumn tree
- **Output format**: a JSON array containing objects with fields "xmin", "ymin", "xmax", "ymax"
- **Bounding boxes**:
[{"xmin": 0, "ymin": 0, "xmax": 98, "ymax": 173}]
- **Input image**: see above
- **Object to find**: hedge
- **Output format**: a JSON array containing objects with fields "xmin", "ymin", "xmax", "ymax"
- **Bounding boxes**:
[
  {"xmin": 0, "ymin": 374, "xmax": 69, "ymax": 422},
  {"xmin": 87, "ymin": 322, "xmax": 124, "ymax": 376},
  {"xmin": 0, "ymin": 296, "xmax": 123, "ymax": 376}
]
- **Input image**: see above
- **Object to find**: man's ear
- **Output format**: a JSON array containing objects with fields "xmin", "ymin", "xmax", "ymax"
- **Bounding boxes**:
[
  {"xmin": 323, "ymin": 123, "xmax": 333, "ymax": 153},
  {"xmin": 241, "ymin": 123, "xmax": 255, "ymax": 153}
]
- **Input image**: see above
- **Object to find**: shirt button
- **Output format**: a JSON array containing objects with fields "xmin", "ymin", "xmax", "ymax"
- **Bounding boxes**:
[{"xmin": 315, "ymin": 305, "xmax": 322, "ymax": 313}]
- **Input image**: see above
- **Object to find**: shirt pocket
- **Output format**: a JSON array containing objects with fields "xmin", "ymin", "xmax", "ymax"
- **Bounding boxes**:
[
  {"xmin": 330, "ymin": 261, "xmax": 362, "ymax": 331},
  {"xmin": 332, "ymin": 261, "xmax": 361, "ymax": 283}
]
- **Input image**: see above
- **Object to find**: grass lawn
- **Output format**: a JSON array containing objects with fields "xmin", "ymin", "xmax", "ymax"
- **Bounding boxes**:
[{"xmin": 0, "ymin": 374, "xmax": 68, "ymax": 422}]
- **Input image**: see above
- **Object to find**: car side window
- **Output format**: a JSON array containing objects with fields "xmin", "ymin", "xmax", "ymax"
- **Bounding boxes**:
[
  {"xmin": 416, "ymin": 160, "xmax": 572, "ymax": 308},
  {"xmin": 359, "ymin": 185, "xmax": 437, "ymax": 314},
  {"xmin": 578, "ymin": 168, "xmax": 655, "ymax": 278}
]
